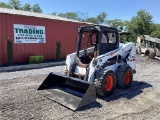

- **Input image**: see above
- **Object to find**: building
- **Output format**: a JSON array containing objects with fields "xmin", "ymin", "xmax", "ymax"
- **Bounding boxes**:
[{"xmin": 0, "ymin": 8, "xmax": 91, "ymax": 65}]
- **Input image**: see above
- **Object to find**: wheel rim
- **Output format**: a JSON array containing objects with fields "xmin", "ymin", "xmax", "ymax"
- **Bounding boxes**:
[
  {"xmin": 104, "ymin": 75, "xmax": 114, "ymax": 91},
  {"xmin": 124, "ymin": 71, "xmax": 131, "ymax": 84}
]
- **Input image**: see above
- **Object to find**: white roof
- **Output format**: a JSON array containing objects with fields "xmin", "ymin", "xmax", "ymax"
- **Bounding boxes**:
[
  {"xmin": 144, "ymin": 35, "xmax": 160, "ymax": 44},
  {"xmin": 0, "ymin": 8, "xmax": 92, "ymax": 24}
]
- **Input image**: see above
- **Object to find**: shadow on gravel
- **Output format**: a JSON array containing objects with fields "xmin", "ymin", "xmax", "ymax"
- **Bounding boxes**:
[
  {"xmin": 100, "ymin": 81, "xmax": 152, "ymax": 102},
  {"xmin": 153, "ymin": 57, "xmax": 160, "ymax": 61},
  {"xmin": 138, "ymin": 54, "xmax": 160, "ymax": 62},
  {"xmin": 77, "ymin": 101, "xmax": 102, "ymax": 111}
]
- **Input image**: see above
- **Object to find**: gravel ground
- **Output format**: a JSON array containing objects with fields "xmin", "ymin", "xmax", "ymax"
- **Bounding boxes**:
[{"xmin": 0, "ymin": 55, "xmax": 160, "ymax": 120}]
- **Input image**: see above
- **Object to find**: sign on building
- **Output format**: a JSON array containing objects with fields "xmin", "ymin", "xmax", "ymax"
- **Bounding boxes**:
[{"xmin": 14, "ymin": 24, "xmax": 46, "ymax": 43}]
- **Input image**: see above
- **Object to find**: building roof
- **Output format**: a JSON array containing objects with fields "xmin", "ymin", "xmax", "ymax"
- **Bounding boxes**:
[
  {"xmin": 0, "ymin": 8, "xmax": 92, "ymax": 24},
  {"xmin": 144, "ymin": 35, "xmax": 160, "ymax": 44},
  {"xmin": 119, "ymin": 31, "xmax": 134, "ymax": 35}
]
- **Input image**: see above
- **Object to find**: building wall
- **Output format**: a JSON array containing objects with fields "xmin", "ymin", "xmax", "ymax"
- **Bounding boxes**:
[
  {"xmin": 0, "ymin": 13, "xmax": 88, "ymax": 65},
  {"xmin": 0, "ymin": 14, "xmax": 2, "ymax": 65}
]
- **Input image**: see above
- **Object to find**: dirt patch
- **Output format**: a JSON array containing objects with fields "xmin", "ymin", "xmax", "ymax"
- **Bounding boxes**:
[{"xmin": 0, "ymin": 55, "xmax": 160, "ymax": 120}]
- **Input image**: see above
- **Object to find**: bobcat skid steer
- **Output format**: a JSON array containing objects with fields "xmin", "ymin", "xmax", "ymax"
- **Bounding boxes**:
[{"xmin": 38, "ymin": 25, "xmax": 136, "ymax": 110}]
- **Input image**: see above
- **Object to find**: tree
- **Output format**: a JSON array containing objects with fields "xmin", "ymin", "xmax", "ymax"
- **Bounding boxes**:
[
  {"xmin": 76, "ymin": 11, "xmax": 88, "ymax": 21},
  {"xmin": 150, "ymin": 24, "xmax": 160, "ymax": 38},
  {"xmin": 52, "ymin": 12, "xmax": 57, "ymax": 15},
  {"xmin": 58, "ymin": 12, "xmax": 79, "ymax": 20},
  {"xmin": 23, "ymin": 3, "xmax": 32, "ymax": 11},
  {"xmin": 86, "ymin": 12, "xmax": 107, "ymax": 24},
  {"xmin": 52, "ymin": 11, "xmax": 107, "ymax": 24},
  {"xmin": 85, "ymin": 12, "xmax": 107, "ymax": 24},
  {"xmin": 106, "ymin": 19, "xmax": 124, "ymax": 28},
  {"xmin": 96, "ymin": 12, "xmax": 107, "ymax": 24},
  {"xmin": 32, "ymin": 4, "xmax": 42, "ymax": 13},
  {"xmin": 128, "ymin": 10, "xmax": 153, "ymax": 35},
  {"xmin": 85, "ymin": 17, "xmax": 99, "ymax": 24},
  {"xmin": 9, "ymin": 0, "xmax": 21, "ymax": 10},
  {"xmin": 123, "ymin": 20, "xmax": 130, "ymax": 30},
  {"xmin": 0, "ymin": 2, "xmax": 11, "ymax": 8},
  {"xmin": 52, "ymin": 12, "xmax": 85, "ymax": 21}
]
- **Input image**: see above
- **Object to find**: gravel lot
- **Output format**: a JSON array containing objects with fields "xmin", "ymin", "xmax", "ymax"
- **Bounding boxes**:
[{"xmin": 0, "ymin": 55, "xmax": 160, "ymax": 120}]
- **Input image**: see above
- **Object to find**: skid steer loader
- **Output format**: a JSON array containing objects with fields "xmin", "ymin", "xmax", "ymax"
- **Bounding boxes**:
[{"xmin": 38, "ymin": 25, "xmax": 136, "ymax": 110}]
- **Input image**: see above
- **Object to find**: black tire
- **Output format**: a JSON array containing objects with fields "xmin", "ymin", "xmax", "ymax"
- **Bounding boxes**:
[
  {"xmin": 94, "ymin": 70, "xmax": 116, "ymax": 97},
  {"xmin": 116, "ymin": 64, "xmax": 133, "ymax": 89},
  {"xmin": 145, "ymin": 48, "xmax": 156, "ymax": 59}
]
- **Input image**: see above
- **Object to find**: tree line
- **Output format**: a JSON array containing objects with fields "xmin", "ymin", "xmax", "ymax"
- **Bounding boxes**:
[
  {"xmin": 0, "ymin": 0, "xmax": 160, "ymax": 40},
  {"xmin": 0, "ymin": 0, "xmax": 42, "ymax": 13},
  {"xmin": 56, "ymin": 10, "xmax": 160, "ymax": 40}
]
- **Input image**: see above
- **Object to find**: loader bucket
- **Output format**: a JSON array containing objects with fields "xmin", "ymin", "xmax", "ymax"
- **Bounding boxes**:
[{"xmin": 37, "ymin": 72, "xmax": 97, "ymax": 110}]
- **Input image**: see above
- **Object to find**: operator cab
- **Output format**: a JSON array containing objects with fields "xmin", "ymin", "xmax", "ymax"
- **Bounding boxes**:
[
  {"xmin": 77, "ymin": 25, "xmax": 119, "ymax": 64},
  {"xmin": 72, "ymin": 25, "xmax": 119, "ymax": 79}
]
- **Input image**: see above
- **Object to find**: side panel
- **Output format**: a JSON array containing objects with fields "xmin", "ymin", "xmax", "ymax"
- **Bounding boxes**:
[
  {"xmin": 95, "ymin": 43, "xmax": 136, "ymax": 72},
  {"xmin": 155, "ymin": 47, "xmax": 160, "ymax": 56},
  {"xmin": 0, "ymin": 14, "xmax": 2, "ymax": 65},
  {"xmin": 1, "ymin": 14, "xmax": 8, "ymax": 65},
  {"xmin": 127, "ymin": 43, "xmax": 136, "ymax": 70}
]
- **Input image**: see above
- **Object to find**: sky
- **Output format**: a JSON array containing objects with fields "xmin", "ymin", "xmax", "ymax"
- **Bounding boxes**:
[{"xmin": 1, "ymin": 0, "xmax": 160, "ymax": 23}]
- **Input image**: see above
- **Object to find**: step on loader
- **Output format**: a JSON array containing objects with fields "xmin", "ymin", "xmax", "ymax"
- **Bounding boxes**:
[{"xmin": 38, "ymin": 25, "xmax": 136, "ymax": 110}]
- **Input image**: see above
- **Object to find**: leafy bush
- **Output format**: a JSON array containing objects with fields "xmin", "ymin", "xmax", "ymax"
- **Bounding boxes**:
[
  {"xmin": 29, "ymin": 55, "xmax": 44, "ymax": 64},
  {"xmin": 7, "ymin": 38, "xmax": 13, "ymax": 65},
  {"xmin": 56, "ymin": 41, "xmax": 61, "ymax": 61}
]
